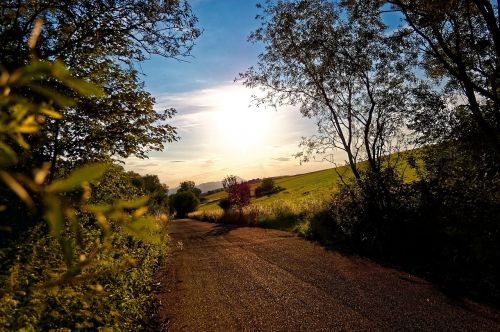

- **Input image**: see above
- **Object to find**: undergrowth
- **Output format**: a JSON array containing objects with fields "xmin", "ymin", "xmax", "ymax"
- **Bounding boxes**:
[{"xmin": 0, "ymin": 216, "xmax": 169, "ymax": 331}]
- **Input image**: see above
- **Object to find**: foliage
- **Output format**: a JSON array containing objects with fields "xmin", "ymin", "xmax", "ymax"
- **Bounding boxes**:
[
  {"xmin": 260, "ymin": 177, "xmax": 275, "ymax": 192},
  {"xmin": 169, "ymin": 180, "xmax": 203, "ymax": 217},
  {"xmin": 0, "ymin": 52, "xmax": 170, "ymax": 328},
  {"xmin": 241, "ymin": 0, "xmax": 432, "ymax": 179},
  {"xmin": 222, "ymin": 175, "xmax": 251, "ymax": 210},
  {"xmin": 0, "ymin": 0, "xmax": 200, "ymax": 171},
  {"xmin": 254, "ymin": 177, "xmax": 284, "ymax": 197},
  {"xmin": 0, "ymin": 212, "xmax": 169, "ymax": 331},
  {"xmin": 374, "ymin": 0, "xmax": 500, "ymax": 153},
  {"xmin": 177, "ymin": 180, "xmax": 202, "ymax": 199},
  {"xmin": 89, "ymin": 164, "xmax": 169, "ymax": 215},
  {"xmin": 170, "ymin": 191, "xmax": 200, "ymax": 217},
  {"xmin": 218, "ymin": 198, "xmax": 231, "ymax": 211}
]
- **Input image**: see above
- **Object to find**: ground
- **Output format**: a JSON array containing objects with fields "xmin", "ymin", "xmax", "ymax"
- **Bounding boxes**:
[{"xmin": 150, "ymin": 219, "xmax": 500, "ymax": 331}]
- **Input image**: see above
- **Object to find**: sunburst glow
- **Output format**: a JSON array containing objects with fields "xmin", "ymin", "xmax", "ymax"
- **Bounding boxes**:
[{"xmin": 213, "ymin": 87, "xmax": 272, "ymax": 153}]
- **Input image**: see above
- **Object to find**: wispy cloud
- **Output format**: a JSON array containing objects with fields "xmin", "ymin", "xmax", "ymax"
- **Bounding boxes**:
[{"xmin": 273, "ymin": 157, "xmax": 290, "ymax": 162}]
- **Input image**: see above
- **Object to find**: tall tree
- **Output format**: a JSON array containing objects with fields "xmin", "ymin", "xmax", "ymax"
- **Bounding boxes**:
[
  {"xmin": 0, "ymin": 0, "xmax": 201, "ymax": 173},
  {"xmin": 241, "ymin": 0, "xmax": 420, "ymax": 179},
  {"xmin": 365, "ymin": 0, "xmax": 500, "ymax": 153}
]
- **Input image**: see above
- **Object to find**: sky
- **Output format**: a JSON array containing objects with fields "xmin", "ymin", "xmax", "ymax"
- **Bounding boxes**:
[{"xmin": 125, "ymin": 0, "xmax": 342, "ymax": 188}]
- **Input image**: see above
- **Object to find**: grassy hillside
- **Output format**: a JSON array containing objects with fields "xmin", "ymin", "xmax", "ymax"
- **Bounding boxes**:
[{"xmin": 197, "ymin": 150, "xmax": 420, "ymax": 214}]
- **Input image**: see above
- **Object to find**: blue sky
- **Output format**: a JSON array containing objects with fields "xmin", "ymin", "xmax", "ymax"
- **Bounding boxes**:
[{"xmin": 125, "ymin": 0, "xmax": 343, "ymax": 188}]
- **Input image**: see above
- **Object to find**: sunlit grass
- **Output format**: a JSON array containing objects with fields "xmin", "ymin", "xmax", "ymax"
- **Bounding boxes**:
[{"xmin": 197, "ymin": 149, "xmax": 421, "ymax": 217}]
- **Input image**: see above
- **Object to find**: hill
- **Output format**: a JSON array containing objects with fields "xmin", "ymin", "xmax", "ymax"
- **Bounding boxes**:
[{"xmin": 197, "ymin": 151, "xmax": 420, "ymax": 213}]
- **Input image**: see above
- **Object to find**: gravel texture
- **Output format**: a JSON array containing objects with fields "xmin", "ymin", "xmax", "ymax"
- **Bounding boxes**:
[{"xmin": 151, "ymin": 219, "xmax": 500, "ymax": 331}]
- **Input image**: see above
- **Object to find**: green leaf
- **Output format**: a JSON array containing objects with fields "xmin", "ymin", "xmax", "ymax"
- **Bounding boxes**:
[
  {"xmin": 44, "ymin": 195, "xmax": 64, "ymax": 238},
  {"xmin": 0, "ymin": 142, "xmax": 18, "ymax": 165},
  {"xmin": 63, "ymin": 77, "xmax": 105, "ymax": 97},
  {"xmin": 28, "ymin": 83, "xmax": 76, "ymax": 107},
  {"xmin": 84, "ymin": 203, "xmax": 113, "ymax": 214},
  {"xmin": 116, "ymin": 196, "xmax": 149, "ymax": 209},
  {"xmin": 123, "ymin": 216, "xmax": 160, "ymax": 243},
  {"xmin": 40, "ymin": 107, "xmax": 63, "ymax": 119},
  {"xmin": 47, "ymin": 163, "xmax": 109, "ymax": 193}
]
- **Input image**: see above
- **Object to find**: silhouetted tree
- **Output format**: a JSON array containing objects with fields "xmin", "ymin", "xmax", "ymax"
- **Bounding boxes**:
[
  {"xmin": 169, "ymin": 191, "xmax": 199, "ymax": 217},
  {"xmin": 254, "ymin": 177, "xmax": 283, "ymax": 197},
  {"xmin": 358, "ymin": 0, "xmax": 500, "ymax": 153},
  {"xmin": 177, "ymin": 181, "xmax": 202, "ymax": 199},
  {"xmin": 241, "ymin": 0, "xmax": 425, "ymax": 179}
]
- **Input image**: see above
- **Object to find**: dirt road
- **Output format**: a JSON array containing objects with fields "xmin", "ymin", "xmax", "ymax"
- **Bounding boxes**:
[{"xmin": 151, "ymin": 219, "xmax": 500, "ymax": 331}]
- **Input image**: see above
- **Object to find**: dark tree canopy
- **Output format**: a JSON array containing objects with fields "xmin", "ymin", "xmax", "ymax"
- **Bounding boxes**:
[
  {"xmin": 170, "ymin": 191, "xmax": 199, "ymax": 217},
  {"xmin": 0, "ymin": 0, "xmax": 201, "ymax": 172},
  {"xmin": 366, "ymin": 0, "xmax": 500, "ymax": 153},
  {"xmin": 0, "ymin": 0, "xmax": 200, "ymax": 69},
  {"xmin": 177, "ymin": 180, "xmax": 202, "ymax": 198}
]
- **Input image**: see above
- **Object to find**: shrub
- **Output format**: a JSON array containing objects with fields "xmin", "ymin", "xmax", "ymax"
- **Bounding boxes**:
[
  {"xmin": 222, "ymin": 175, "xmax": 251, "ymax": 210},
  {"xmin": 261, "ymin": 178, "xmax": 275, "ymax": 192},
  {"xmin": 254, "ymin": 177, "xmax": 284, "ymax": 197},
  {"xmin": 218, "ymin": 198, "xmax": 231, "ymax": 211},
  {"xmin": 170, "ymin": 191, "xmax": 200, "ymax": 217}
]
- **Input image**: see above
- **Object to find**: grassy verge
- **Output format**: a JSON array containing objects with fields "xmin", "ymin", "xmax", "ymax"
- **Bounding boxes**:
[{"xmin": 190, "ymin": 197, "xmax": 327, "ymax": 235}]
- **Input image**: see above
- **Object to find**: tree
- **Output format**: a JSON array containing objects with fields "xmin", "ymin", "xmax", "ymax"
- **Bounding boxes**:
[
  {"xmin": 222, "ymin": 175, "xmax": 251, "ymax": 210},
  {"xmin": 169, "ymin": 191, "xmax": 199, "ymax": 217},
  {"xmin": 169, "ymin": 180, "xmax": 201, "ymax": 217},
  {"xmin": 177, "ymin": 180, "xmax": 201, "ymax": 199},
  {"xmin": 366, "ymin": 0, "xmax": 500, "ymax": 153},
  {"xmin": 260, "ymin": 178, "xmax": 275, "ymax": 192},
  {"xmin": 0, "ymin": 0, "xmax": 201, "ymax": 174},
  {"xmin": 254, "ymin": 177, "xmax": 283, "ymax": 197},
  {"xmin": 241, "ymin": 0, "xmax": 420, "ymax": 180}
]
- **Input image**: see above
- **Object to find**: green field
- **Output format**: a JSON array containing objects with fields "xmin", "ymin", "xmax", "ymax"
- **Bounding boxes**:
[{"xmin": 197, "ymin": 150, "xmax": 420, "ymax": 215}]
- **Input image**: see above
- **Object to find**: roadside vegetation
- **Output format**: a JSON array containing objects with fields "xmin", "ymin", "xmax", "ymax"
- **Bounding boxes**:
[
  {"xmin": 0, "ymin": 1, "xmax": 199, "ymax": 330},
  {"xmin": 169, "ymin": 181, "xmax": 202, "ymax": 217}
]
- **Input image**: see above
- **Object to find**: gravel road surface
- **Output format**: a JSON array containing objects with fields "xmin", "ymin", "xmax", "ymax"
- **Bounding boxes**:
[{"xmin": 151, "ymin": 219, "xmax": 500, "ymax": 331}]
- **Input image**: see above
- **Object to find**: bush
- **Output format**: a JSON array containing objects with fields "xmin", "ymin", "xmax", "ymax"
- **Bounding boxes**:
[
  {"xmin": 254, "ymin": 177, "xmax": 284, "ymax": 197},
  {"xmin": 261, "ymin": 178, "xmax": 275, "ymax": 192},
  {"xmin": 170, "ymin": 191, "xmax": 200, "ymax": 217},
  {"xmin": 218, "ymin": 198, "xmax": 231, "ymax": 211},
  {"xmin": 222, "ymin": 175, "xmax": 251, "ymax": 210},
  {"xmin": 0, "ymin": 214, "xmax": 169, "ymax": 331}
]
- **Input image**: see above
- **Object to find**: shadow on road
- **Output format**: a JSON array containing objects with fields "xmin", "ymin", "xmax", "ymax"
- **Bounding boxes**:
[{"xmin": 204, "ymin": 223, "xmax": 241, "ymax": 237}]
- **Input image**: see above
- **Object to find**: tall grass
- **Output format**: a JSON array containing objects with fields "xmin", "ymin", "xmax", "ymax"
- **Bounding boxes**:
[{"xmin": 189, "ymin": 197, "xmax": 329, "ymax": 235}]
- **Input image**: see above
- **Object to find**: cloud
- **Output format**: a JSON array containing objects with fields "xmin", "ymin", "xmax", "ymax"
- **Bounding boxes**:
[
  {"xmin": 170, "ymin": 160, "xmax": 185, "ymax": 163},
  {"xmin": 137, "ymin": 162, "xmax": 159, "ymax": 167},
  {"xmin": 273, "ymin": 157, "xmax": 291, "ymax": 162}
]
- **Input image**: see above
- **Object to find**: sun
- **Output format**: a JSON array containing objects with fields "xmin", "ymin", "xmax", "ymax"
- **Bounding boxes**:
[{"xmin": 213, "ymin": 88, "xmax": 271, "ymax": 153}]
